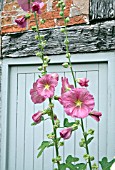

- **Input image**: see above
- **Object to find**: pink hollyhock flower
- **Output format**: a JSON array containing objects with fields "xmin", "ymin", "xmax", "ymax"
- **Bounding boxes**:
[
  {"xmin": 89, "ymin": 111, "xmax": 102, "ymax": 122},
  {"xmin": 17, "ymin": 0, "xmax": 41, "ymax": 12},
  {"xmin": 61, "ymin": 88, "xmax": 95, "ymax": 118},
  {"xmin": 61, "ymin": 77, "xmax": 74, "ymax": 94},
  {"xmin": 37, "ymin": 74, "xmax": 58, "ymax": 98},
  {"xmin": 32, "ymin": 1, "xmax": 44, "ymax": 14},
  {"xmin": 51, "ymin": 73, "xmax": 59, "ymax": 81},
  {"xmin": 77, "ymin": 78, "xmax": 89, "ymax": 87},
  {"xmin": 30, "ymin": 81, "xmax": 46, "ymax": 104},
  {"xmin": 15, "ymin": 16, "xmax": 27, "ymax": 28},
  {"xmin": 32, "ymin": 111, "xmax": 42, "ymax": 123},
  {"xmin": 60, "ymin": 128, "xmax": 72, "ymax": 140}
]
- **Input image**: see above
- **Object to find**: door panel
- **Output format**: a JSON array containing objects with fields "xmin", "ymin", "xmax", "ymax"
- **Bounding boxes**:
[{"xmin": 7, "ymin": 63, "xmax": 108, "ymax": 170}]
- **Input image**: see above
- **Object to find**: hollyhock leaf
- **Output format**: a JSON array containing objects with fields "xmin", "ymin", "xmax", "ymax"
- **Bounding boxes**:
[
  {"xmin": 47, "ymin": 143, "xmax": 54, "ymax": 148},
  {"xmin": 59, "ymin": 164, "xmax": 67, "ymax": 170},
  {"xmin": 66, "ymin": 155, "xmax": 79, "ymax": 164},
  {"xmin": 99, "ymin": 157, "xmax": 115, "ymax": 170},
  {"xmin": 37, "ymin": 141, "xmax": 50, "ymax": 158},
  {"xmin": 66, "ymin": 163, "xmax": 76, "ymax": 170},
  {"xmin": 74, "ymin": 163, "xmax": 87, "ymax": 170},
  {"xmin": 86, "ymin": 137, "xmax": 94, "ymax": 145},
  {"xmin": 31, "ymin": 122, "xmax": 38, "ymax": 126},
  {"xmin": 64, "ymin": 118, "xmax": 75, "ymax": 127}
]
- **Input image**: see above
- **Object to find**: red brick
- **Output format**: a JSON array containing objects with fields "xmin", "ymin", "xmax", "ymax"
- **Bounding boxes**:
[
  {"xmin": 41, "ymin": 3, "xmax": 47, "ymax": 13},
  {"xmin": 1, "ymin": 25, "xmax": 26, "ymax": 34},
  {"xmin": 57, "ymin": 15, "xmax": 86, "ymax": 26},
  {"xmin": 3, "ymin": 3, "xmax": 13, "ymax": 11},
  {"xmin": 39, "ymin": 19, "xmax": 55, "ymax": 29},
  {"xmin": 2, "ymin": 11, "xmax": 18, "ymax": 17},
  {"xmin": 2, "ymin": 17, "xmax": 12, "ymax": 26},
  {"xmin": 41, "ymin": 11, "xmax": 61, "ymax": 20}
]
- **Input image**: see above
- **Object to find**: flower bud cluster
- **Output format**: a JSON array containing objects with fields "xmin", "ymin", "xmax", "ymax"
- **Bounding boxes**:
[
  {"xmin": 47, "ymin": 133, "xmax": 55, "ymax": 139},
  {"xmin": 83, "ymin": 154, "xmax": 94, "ymax": 161},
  {"xmin": 52, "ymin": 156, "xmax": 62, "ymax": 163}
]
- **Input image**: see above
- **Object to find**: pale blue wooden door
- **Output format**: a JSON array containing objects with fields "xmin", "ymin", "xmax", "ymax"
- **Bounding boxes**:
[{"xmin": 6, "ymin": 62, "xmax": 108, "ymax": 170}]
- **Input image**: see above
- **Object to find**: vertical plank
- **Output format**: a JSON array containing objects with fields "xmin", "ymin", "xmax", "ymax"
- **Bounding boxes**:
[
  {"xmin": 7, "ymin": 67, "xmax": 17, "ymax": 170},
  {"xmin": 98, "ymin": 63, "xmax": 108, "ymax": 160},
  {"xmin": 87, "ymin": 70, "xmax": 99, "ymax": 164},
  {"xmin": 64, "ymin": 72, "xmax": 76, "ymax": 159},
  {"xmin": 16, "ymin": 74, "xmax": 26, "ymax": 170},
  {"xmin": 24, "ymin": 73, "xmax": 34, "ymax": 170},
  {"xmin": 34, "ymin": 73, "xmax": 44, "ymax": 170},
  {"xmin": 43, "ymin": 99, "xmax": 54, "ymax": 170},
  {"xmin": 53, "ymin": 72, "xmax": 64, "ymax": 169},
  {"xmin": 107, "ymin": 59, "xmax": 115, "ymax": 159}
]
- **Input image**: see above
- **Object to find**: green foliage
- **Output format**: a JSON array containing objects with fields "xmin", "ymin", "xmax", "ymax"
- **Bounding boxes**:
[
  {"xmin": 37, "ymin": 141, "xmax": 51, "ymax": 158},
  {"xmin": 31, "ymin": 122, "xmax": 38, "ymax": 126},
  {"xmin": 86, "ymin": 137, "xmax": 94, "ymax": 145},
  {"xmin": 64, "ymin": 118, "xmax": 75, "ymax": 127},
  {"xmin": 66, "ymin": 155, "xmax": 79, "ymax": 164},
  {"xmin": 74, "ymin": 163, "xmax": 87, "ymax": 170},
  {"xmin": 99, "ymin": 157, "xmax": 115, "ymax": 170}
]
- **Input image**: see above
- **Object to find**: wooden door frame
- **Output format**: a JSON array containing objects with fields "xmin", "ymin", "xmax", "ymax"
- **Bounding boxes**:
[{"xmin": 1, "ymin": 51, "xmax": 115, "ymax": 170}]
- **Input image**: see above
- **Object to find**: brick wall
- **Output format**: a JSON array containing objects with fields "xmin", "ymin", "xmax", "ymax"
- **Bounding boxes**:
[{"xmin": 1, "ymin": 0, "xmax": 89, "ymax": 34}]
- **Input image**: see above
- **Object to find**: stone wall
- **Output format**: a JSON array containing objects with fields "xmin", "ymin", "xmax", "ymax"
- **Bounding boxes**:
[{"xmin": 2, "ymin": 20, "xmax": 115, "ymax": 58}]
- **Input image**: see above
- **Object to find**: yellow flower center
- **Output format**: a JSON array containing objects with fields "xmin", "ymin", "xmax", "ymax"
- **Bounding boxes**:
[
  {"xmin": 44, "ymin": 84, "xmax": 50, "ymax": 90},
  {"xmin": 75, "ymin": 100, "xmax": 82, "ymax": 107}
]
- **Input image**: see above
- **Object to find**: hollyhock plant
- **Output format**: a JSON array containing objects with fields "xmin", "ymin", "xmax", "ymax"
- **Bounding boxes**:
[
  {"xmin": 61, "ymin": 88, "xmax": 95, "ymax": 118},
  {"xmin": 32, "ymin": 1, "xmax": 44, "ymax": 14},
  {"xmin": 30, "ymin": 80, "xmax": 46, "ymax": 104},
  {"xmin": 60, "ymin": 128, "xmax": 72, "ymax": 140},
  {"xmin": 37, "ymin": 74, "xmax": 58, "ymax": 98},
  {"xmin": 89, "ymin": 111, "xmax": 102, "ymax": 122},
  {"xmin": 15, "ymin": 0, "xmax": 114, "ymax": 169},
  {"xmin": 32, "ymin": 111, "xmax": 43, "ymax": 123},
  {"xmin": 15, "ymin": 16, "xmax": 27, "ymax": 28},
  {"xmin": 77, "ymin": 78, "xmax": 89, "ymax": 87}
]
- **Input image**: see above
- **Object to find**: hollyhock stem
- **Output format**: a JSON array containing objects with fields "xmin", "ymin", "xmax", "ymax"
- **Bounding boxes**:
[
  {"xmin": 81, "ymin": 119, "xmax": 92, "ymax": 170},
  {"xmin": 49, "ymin": 98, "xmax": 60, "ymax": 170},
  {"xmin": 34, "ymin": 12, "xmax": 47, "ymax": 73},
  {"xmin": 61, "ymin": 4, "xmax": 92, "ymax": 169}
]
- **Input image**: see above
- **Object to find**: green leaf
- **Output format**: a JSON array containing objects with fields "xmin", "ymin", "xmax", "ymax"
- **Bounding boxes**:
[
  {"xmin": 99, "ymin": 157, "xmax": 115, "ymax": 170},
  {"xmin": 66, "ymin": 163, "xmax": 75, "ymax": 170},
  {"xmin": 59, "ymin": 163, "xmax": 67, "ymax": 170},
  {"xmin": 66, "ymin": 155, "xmax": 79, "ymax": 164},
  {"xmin": 37, "ymin": 141, "xmax": 50, "ymax": 158},
  {"xmin": 47, "ymin": 143, "xmax": 54, "ymax": 148},
  {"xmin": 74, "ymin": 163, "xmax": 87, "ymax": 170},
  {"xmin": 87, "ymin": 137, "xmax": 94, "ymax": 145},
  {"xmin": 31, "ymin": 122, "xmax": 38, "ymax": 126},
  {"xmin": 64, "ymin": 118, "xmax": 75, "ymax": 127}
]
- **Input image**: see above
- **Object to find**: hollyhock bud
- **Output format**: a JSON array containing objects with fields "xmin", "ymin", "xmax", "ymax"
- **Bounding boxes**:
[
  {"xmin": 77, "ymin": 78, "xmax": 89, "ymax": 87},
  {"xmin": 60, "ymin": 128, "xmax": 72, "ymax": 140},
  {"xmin": 62, "ymin": 62, "xmax": 69, "ymax": 68},
  {"xmin": 15, "ymin": 16, "xmax": 27, "ymax": 28},
  {"xmin": 32, "ymin": 111, "xmax": 42, "ymax": 123},
  {"xmin": 32, "ymin": 2, "xmax": 44, "ymax": 14},
  {"xmin": 89, "ymin": 111, "xmax": 102, "ymax": 122}
]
